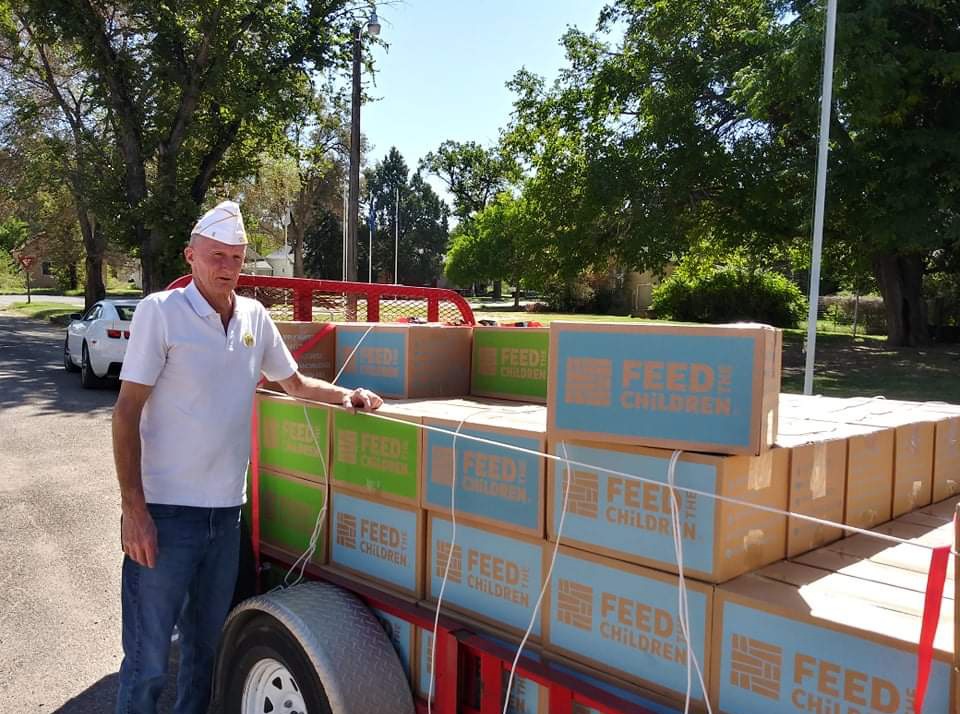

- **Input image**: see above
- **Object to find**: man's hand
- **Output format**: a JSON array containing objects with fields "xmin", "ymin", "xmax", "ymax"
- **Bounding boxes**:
[
  {"xmin": 343, "ymin": 387, "xmax": 383, "ymax": 411},
  {"xmin": 121, "ymin": 505, "xmax": 158, "ymax": 568}
]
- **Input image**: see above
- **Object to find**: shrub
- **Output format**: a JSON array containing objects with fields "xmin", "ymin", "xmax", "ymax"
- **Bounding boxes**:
[{"xmin": 651, "ymin": 267, "xmax": 807, "ymax": 328}]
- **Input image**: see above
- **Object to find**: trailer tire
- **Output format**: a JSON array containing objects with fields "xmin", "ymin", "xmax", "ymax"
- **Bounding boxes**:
[
  {"xmin": 213, "ymin": 581, "xmax": 414, "ymax": 714},
  {"xmin": 222, "ymin": 614, "xmax": 332, "ymax": 714}
]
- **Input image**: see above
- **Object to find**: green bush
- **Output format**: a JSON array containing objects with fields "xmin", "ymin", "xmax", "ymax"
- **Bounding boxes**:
[{"xmin": 651, "ymin": 268, "xmax": 807, "ymax": 328}]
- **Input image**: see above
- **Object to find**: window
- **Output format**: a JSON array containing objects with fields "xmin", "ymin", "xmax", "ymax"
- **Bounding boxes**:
[
  {"xmin": 41, "ymin": 262, "xmax": 52, "ymax": 276},
  {"xmin": 114, "ymin": 305, "xmax": 139, "ymax": 321},
  {"xmin": 82, "ymin": 305, "xmax": 102, "ymax": 321}
]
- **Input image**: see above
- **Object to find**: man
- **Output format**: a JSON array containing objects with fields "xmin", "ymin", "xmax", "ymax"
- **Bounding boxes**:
[{"xmin": 112, "ymin": 200, "xmax": 382, "ymax": 714}]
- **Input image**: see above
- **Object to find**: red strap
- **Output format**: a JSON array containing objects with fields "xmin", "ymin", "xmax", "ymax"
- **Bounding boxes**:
[
  {"xmin": 914, "ymin": 540, "xmax": 952, "ymax": 714},
  {"xmin": 249, "ymin": 322, "xmax": 336, "ymax": 585}
]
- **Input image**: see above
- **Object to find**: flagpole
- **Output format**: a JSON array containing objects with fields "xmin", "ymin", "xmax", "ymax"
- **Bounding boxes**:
[
  {"xmin": 394, "ymin": 187, "xmax": 399, "ymax": 284},
  {"xmin": 803, "ymin": 0, "xmax": 838, "ymax": 395}
]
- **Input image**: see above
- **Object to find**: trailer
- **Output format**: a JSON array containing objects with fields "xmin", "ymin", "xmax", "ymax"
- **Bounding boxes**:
[{"xmin": 165, "ymin": 274, "xmax": 959, "ymax": 714}]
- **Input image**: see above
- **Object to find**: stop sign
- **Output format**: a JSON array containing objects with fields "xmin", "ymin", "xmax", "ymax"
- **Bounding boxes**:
[{"xmin": 18, "ymin": 255, "xmax": 36, "ymax": 270}]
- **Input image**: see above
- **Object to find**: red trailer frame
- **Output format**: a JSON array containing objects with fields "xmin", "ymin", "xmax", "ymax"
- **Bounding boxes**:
[{"xmin": 166, "ymin": 274, "xmax": 667, "ymax": 714}]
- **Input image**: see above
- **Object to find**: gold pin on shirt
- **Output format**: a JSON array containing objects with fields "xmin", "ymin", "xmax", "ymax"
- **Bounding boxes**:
[{"xmin": 243, "ymin": 332, "xmax": 255, "ymax": 347}]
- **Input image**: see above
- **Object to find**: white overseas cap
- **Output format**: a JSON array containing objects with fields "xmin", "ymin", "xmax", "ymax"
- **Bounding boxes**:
[{"xmin": 191, "ymin": 200, "xmax": 248, "ymax": 245}]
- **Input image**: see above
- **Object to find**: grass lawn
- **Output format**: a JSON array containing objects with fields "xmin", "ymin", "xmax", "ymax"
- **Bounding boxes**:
[{"xmin": 5, "ymin": 301, "xmax": 80, "ymax": 324}]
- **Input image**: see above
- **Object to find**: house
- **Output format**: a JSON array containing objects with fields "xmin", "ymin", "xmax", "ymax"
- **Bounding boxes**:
[{"xmin": 263, "ymin": 245, "xmax": 294, "ymax": 277}]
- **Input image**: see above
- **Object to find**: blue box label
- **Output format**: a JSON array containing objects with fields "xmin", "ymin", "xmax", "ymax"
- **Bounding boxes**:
[
  {"xmin": 548, "ymin": 551, "xmax": 710, "ymax": 701},
  {"xmin": 551, "ymin": 442, "xmax": 717, "ymax": 573},
  {"xmin": 552, "ymin": 328, "xmax": 759, "ymax": 448},
  {"xmin": 372, "ymin": 608, "xmax": 414, "ymax": 680},
  {"xmin": 718, "ymin": 601, "xmax": 951, "ymax": 714},
  {"xmin": 331, "ymin": 492, "xmax": 419, "ymax": 594},
  {"xmin": 429, "ymin": 517, "xmax": 543, "ymax": 636},
  {"xmin": 425, "ymin": 426, "xmax": 544, "ymax": 533},
  {"xmin": 336, "ymin": 328, "xmax": 407, "ymax": 396}
]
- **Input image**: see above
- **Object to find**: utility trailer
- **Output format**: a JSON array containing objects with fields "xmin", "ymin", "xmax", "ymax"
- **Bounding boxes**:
[
  {"xmin": 164, "ymin": 274, "xmax": 663, "ymax": 714},
  {"xmin": 164, "ymin": 273, "xmax": 959, "ymax": 714}
]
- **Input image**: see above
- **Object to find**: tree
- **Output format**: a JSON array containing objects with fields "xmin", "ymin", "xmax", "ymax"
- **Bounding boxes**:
[
  {"xmin": 444, "ymin": 191, "xmax": 544, "ymax": 308},
  {"xmin": 419, "ymin": 140, "xmax": 513, "ymax": 221},
  {"xmin": 360, "ymin": 148, "xmax": 449, "ymax": 286},
  {"xmin": 17, "ymin": 0, "xmax": 371, "ymax": 292},
  {"xmin": 500, "ymin": 0, "xmax": 960, "ymax": 344},
  {"xmin": 0, "ymin": 7, "xmax": 118, "ymax": 306}
]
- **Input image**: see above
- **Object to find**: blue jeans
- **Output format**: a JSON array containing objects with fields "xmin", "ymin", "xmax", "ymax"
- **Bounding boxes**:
[{"xmin": 116, "ymin": 504, "xmax": 241, "ymax": 714}]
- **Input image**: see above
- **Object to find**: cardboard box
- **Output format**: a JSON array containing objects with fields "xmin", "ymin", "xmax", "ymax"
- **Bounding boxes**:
[
  {"xmin": 328, "ymin": 488, "xmax": 424, "ymax": 597},
  {"xmin": 256, "ymin": 392, "xmax": 331, "ymax": 483},
  {"xmin": 331, "ymin": 403, "xmax": 422, "ymax": 506},
  {"xmin": 836, "ymin": 409, "xmax": 936, "ymax": 517},
  {"xmin": 257, "ymin": 468, "xmax": 327, "ymax": 566},
  {"xmin": 265, "ymin": 320, "xmax": 335, "ymax": 389},
  {"xmin": 335, "ymin": 323, "xmax": 472, "ymax": 398},
  {"xmin": 711, "ymin": 562, "xmax": 954, "ymax": 714},
  {"xmin": 426, "ymin": 514, "xmax": 545, "ymax": 639},
  {"xmin": 910, "ymin": 409, "xmax": 960, "ymax": 502},
  {"xmin": 543, "ymin": 546, "xmax": 714, "ymax": 705},
  {"xmin": 775, "ymin": 418, "xmax": 848, "ymax": 557},
  {"xmin": 548, "ymin": 321, "xmax": 781, "ymax": 456},
  {"xmin": 372, "ymin": 606, "xmax": 416, "ymax": 685},
  {"xmin": 471, "ymin": 326, "xmax": 549, "ymax": 403},
  {"xmin": 815, "ymin": 519, "xmax": 956, "ymax": 582},
  {"xmin": 842, "ymin": 423, "xmax": 896, "ymax": 531},
  {"xmin": 423, "ymin": 410, "xmax": 546, "ymax": 538},
  {"xmin": 544, "ymin": 656, "xmax": 685, "ymax": 714},
  {"xmin": 546, "ymin": 440, "xmax": 788, "ymax": 583}
]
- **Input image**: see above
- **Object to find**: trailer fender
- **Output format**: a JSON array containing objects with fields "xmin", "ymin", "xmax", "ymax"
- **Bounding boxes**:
[{"xmin": 211, "ymin": 580, "xmax": 414, "ymax": 714}]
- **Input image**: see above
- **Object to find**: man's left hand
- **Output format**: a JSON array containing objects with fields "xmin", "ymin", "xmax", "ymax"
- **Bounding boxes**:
[{"xmin": 343, "ymin": 387, "xmax": 383, "ymax": 411}]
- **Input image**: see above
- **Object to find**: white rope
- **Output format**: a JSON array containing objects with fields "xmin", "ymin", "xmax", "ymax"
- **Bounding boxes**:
[
  {"xmin": 271, "ymin": 324, "xmax": 375, "ymax": 590},
  {"xmin": 666, "ymin": 450, "xmax": 713, "ymax": 714},
  {"xmin": 255, "ymin": 389, "xmax": 960, "ymax": 556},
  {"xmin": 428, "ymin": 410, "xmax": 484, "ymax": 714},
  {"xmin": 501, "ymin": 441, "xmax": 574, "ymax": 714}
]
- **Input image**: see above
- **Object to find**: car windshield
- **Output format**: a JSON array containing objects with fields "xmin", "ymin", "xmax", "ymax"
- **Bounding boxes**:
[{"xmin": 114, "ymin": 305, "xmax": 139, "ymax": 321}]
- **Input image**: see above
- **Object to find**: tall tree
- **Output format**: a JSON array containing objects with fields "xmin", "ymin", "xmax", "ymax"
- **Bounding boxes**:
[
  {"xmin": 502, "ymin": 0, "xmax": 960, "ymax": 345},
  {"xmin": 361, "ymin": 148, "xmax": 449, "ymax": 286},
  {"xmin": 18, "ymin": 0, "xmax": 371, "ymax": 292},
  {"xmin": 0, "ymin": 7, "xmax": 118, "ymax": 306},
  {"xmin": 419, "ymin": 140, "xmax": 512, "ymax": 221}
]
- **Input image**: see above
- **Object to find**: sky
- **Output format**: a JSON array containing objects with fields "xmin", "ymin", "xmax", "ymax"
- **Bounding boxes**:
[{"xmin": 360, "ymin": 0, "xmax": 608, "ymax": 196}]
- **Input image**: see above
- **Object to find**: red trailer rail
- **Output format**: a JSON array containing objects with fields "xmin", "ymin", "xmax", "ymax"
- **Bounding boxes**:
[
  {"xmin": 166, "ymin": 274, "xmax": 662, "ymax": 714},
  {"xmin": 166, "ymin": 274, "xmax": 476, "ymax": 325}
]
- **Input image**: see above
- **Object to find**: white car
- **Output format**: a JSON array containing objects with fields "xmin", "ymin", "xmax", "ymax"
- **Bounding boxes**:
[{"xmin": 63, "ymin": 299, "xmax": 142, "ymax": 388}]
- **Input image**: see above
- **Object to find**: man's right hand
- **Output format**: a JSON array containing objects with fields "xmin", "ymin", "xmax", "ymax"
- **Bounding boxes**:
[{"xmin": 122, "ymin": 506, "xmax": 158, "ymax": 568}]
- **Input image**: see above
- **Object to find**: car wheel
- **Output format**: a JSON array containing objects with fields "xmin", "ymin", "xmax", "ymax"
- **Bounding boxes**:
[
  {"xmin": 80, "ymin": 342, "xmax": 106, "ymax": 389},
  {"xmin": 63, "ymin": 337, "xmax": 80, "ymax": 372},
  {"xmin": 222, "ymin": 614, "xmax": 333, "ymax": 714}
]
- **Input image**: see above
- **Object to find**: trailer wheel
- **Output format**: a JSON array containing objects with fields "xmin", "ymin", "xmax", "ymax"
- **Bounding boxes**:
[
  {"xmin": 213, "ymin": 581, "xmax": 414, "ymax": 714},
  {"xmin": 223, "ymin": 614, "xmax": 332, "ymax": 714}
]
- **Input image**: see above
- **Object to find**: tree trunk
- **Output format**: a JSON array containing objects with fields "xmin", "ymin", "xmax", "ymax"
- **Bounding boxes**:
[
  {"xmin": 76, "ymin": 206, "xmax": 105, "ymax": 310},
  {"xmin": 493, "ymin": 280, "xmax": 502, "ymax": 300},
  {"xmin": 873, "ymin": 252, "xmax": 928, "ymax": 346}
]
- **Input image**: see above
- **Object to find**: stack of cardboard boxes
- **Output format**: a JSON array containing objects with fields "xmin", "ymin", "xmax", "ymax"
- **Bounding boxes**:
[{"xmin": 251, "ymin": 320, "xmax": 957, "ymax": 714}]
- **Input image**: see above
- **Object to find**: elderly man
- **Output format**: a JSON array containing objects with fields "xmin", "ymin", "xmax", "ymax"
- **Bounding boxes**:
[{"xmin": 112, "ymin": 200, "xmax": 382, "ymax": 714}]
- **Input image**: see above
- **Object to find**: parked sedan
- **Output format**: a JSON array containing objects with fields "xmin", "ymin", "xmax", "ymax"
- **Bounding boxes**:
[{"xmin": 63, "ymin": 299, "xmax": 141, "ymax": 388}]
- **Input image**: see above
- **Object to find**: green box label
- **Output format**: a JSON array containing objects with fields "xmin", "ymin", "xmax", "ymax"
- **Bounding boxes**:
[
  {"xmin": 333, "ymin": 410, "xmax": 419, "ymax": 502},
  {"xmin": 471, "ymin": 329, "xmax": 548, "ymax": 400},
  {"xmin": 259, "ymin": 470, "xmax": 326, "ymax": 563},
  {"xmin": 258, "ymin": 398, "xmax": 330, "ymax": 478}
]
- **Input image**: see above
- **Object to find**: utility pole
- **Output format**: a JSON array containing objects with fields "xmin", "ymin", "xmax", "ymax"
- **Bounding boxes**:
[{"xmin": 347, "ymin": 23, "xmax": 362, "ymax": 283}]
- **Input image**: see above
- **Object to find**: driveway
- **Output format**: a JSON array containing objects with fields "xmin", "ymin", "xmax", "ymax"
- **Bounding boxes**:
[{"xmin": 0, "ymin": 311, "xmax": 175, "ymax": 711}]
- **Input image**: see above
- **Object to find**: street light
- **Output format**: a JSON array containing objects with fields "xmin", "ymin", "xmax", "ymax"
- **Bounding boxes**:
[{"xmin": 346, "ymin": 8, "xmax": 380, "ymax": 283}]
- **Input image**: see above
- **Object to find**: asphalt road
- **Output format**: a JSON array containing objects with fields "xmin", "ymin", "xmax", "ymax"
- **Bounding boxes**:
[{"xmin": 0, "ymin": 311, "xmax": 176, "ymax": 712}]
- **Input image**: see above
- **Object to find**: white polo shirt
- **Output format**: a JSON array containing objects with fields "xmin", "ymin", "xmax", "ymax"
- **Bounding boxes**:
[{"xmin": 120, "ymin": 281, "xmax": 298, "ymax": 507}]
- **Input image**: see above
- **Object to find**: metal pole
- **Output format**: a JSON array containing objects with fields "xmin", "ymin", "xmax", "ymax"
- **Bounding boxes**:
[
  {"xmin": 342, "ymin": 189, "xmax": 348, "ymax": 281},
  {"xmin": 368, "ymin": 217, "xmax": 373, "ymax": 283},
  {"xmin": 803, "ymin": 0, "xmax": 838, "ymax": 395},
  {"xmin": 347, "ymin": 23, "xmax": 362, "ymax": 283},
  {"xmin": 394, "ymin": 186, "xmax": 399, "ymax": 284}
]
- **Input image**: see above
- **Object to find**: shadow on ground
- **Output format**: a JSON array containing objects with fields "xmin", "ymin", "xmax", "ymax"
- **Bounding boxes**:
[
  {"xmin": 0, "ymin": 313, "xmax": 119, "ymax": 416},
  {"xmin": 53, "ymin": 652, "xmax": 178, "ymax": 713}
]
